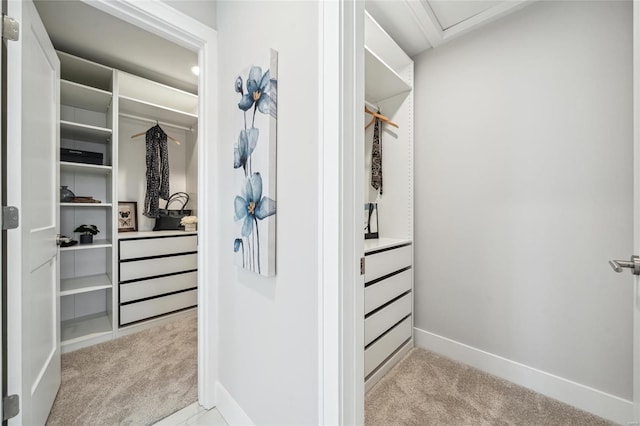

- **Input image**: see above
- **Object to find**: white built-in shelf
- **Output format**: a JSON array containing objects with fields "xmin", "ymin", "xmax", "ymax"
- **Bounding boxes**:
[
  {"xmin": 119, "ymin": 96, "xmax": 198, "ymax": 129},
  {"xmin": 365, "ymin": 47, "xmax": 411, "ymax": 104},
  {"xmin": 60, "ymin": 202, "xmax": 112, "ymax": 207},
  {"xmin": 364, "ymin": 237, "xmax": 412, "ymax": 254},
  {"xmin": 60, "ymin": 80, "xmax": 112, "ymax": 113},
  {"xmin": 60, "ymin": 120, "xmax": 112, "ymax": 144},
  {"xmin": 58, "ymin": 51, "xmax": 113, "ymax": 92},
  {"xmin": 118, "ymin": 71, "xmax": 197, "ymax": 114},
  {"xmin": 61, "ymin": 311, "xmax": 112, "ymax": 346},
  {"xmin": 60, "ymin": 239, "xmax": 112, "ymax": 252},
  {"xmin": 60, "ymin": 161, "xmax": 112, "ymax": 174},
  {"xmin": 61, "ymin": 274, "xmax": 112, "ymax": 296}
]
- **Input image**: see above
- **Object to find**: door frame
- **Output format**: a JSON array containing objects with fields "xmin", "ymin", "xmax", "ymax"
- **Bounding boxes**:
[
  {"xmin": 634, "ymin": 1, "xmax": 640, "ymax": 421},
  {"xmin": 318, "ymin": 0, "xmax": 364, "ymax": 424},
  {"xmin": 65, "ymin": 0, "xmax": 219, "ymax": 409}
]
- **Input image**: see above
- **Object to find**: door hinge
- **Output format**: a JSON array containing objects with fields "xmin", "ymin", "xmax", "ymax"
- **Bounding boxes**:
[
  {"xmin": 2, "ymin": 206, "xmax": 19, "ymax": 230},
  {"xmin": 360, "ymin": 257, "xmax": 365, "ymax": 275},
  {"xmin": 2, "ymin": 394, "xmax": 19, "ymax": 421},
  {"xmin": 2, "ymin": 14, "xmax": 19, "ymax": 42}
]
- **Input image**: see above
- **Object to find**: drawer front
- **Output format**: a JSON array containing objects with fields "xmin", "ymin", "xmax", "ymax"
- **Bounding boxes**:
[
  {"xmin": 120, "ymin": 271, "xmax": 197, "ymax": 303},
  {"xmin": 120, "ymin": 235, "xmax": 197, "ymax": 260},
  {"xmin": 365, "ymin": 268, "xmax": 412, "ymax": 315},
  {"xmin": 365, "ymin": 244, "xmax": 411, "ymax": 282},
  {"xmin": 120, "ymin": 289, "xmax": 197, "ymax": 325},
  {"xmin": 365, "ymin": 293, "xmax": 412, "ymax": 346},
  {"xmin": 364, "ymin": 316, "xmax": 411, "ymax": 377},
  {"xmin": 120, "ymin": 253, "xmax": 197, "ymax": 282}
]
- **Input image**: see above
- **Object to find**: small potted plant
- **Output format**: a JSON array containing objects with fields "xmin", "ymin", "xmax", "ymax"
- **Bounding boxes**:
[{"xmin": 74, "ymin": 224, "xmax": 99, "ymax": 244}]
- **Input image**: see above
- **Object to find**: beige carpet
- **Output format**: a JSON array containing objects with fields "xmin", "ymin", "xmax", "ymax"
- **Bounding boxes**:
[
  {"xmin": 366, "ymin": 348, "xmax": 615, "ymax": 426},
  {"xmin": 47, "ymin": 315, "xmax": 197, "ymax": 426}
]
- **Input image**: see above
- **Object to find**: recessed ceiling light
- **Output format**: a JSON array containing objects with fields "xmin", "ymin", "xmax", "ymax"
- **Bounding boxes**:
[{"xmin": 191, "ymin": 65, "xmax": 200, "ymax": 76}]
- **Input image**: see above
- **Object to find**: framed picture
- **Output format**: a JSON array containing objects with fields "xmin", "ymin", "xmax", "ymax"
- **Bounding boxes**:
[
  {"xmin": 118, "ymin": 201, "xmax": 138, "ymax": 232},
  {"xmin": 365, "ymin": 203, "xmax": 379, "ymax": 240}
]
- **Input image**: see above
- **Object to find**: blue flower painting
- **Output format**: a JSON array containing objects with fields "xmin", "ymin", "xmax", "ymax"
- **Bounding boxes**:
[{"xmin": 233, "ymin": 50, "xmax": 278, "ymax": 276}]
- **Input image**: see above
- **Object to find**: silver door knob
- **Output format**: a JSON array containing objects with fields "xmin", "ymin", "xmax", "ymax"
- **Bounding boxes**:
[
  {"xmin": 609, "ymin": 255, "xmax": 640, "ymax": 275},
  {"xmin": 56, "ymin": 234, "xmax": 71, "ymax": 246}
]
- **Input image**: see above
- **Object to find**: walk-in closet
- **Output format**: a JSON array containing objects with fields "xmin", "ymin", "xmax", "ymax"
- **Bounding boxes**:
[{"xmin": 33, "ymin": 1, "xmax": 202, "ymax": 423}]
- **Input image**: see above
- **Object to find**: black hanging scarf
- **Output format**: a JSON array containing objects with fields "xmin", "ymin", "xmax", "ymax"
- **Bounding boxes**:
[
  {"xmin": 143, "ymin": 124, "xmax": 170, "ymax": 217},
  {"xmin": 371, "ymin": 116, "xmax": 383, "ymax": 195}
]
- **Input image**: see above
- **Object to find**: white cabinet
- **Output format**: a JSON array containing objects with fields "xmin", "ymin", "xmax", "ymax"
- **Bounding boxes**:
[
  {"xmin": 363, "ymin": 12, "xmax": 415, "ymax": 391},
  {"xmin": 118, "ymin": 233, "xmax": 198, "ymax": 326}
]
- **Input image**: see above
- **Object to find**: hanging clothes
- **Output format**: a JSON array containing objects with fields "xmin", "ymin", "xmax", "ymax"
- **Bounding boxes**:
[
  {"xmin": 371, "ymin": 115, "xmax": 383, "ymax": 195},
  {"xmin": 143, "ymin": 124, "xmax": 170, "ymax": 218}
]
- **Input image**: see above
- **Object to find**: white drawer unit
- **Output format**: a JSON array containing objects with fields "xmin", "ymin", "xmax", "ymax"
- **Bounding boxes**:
[
  {"xmin": 365, "ymin": 316, "xmax": 412, "ymax": 378},
  {"xmin": 365, "ymin": 268, "xmax": 412, "ymax": 315},
  {"xmin": 118, "ymin": 232, "xmax": 198, "ymax": 327},
  {"xmin": 365, "ymin": 292, "xmax": 412, "ymax": 346},
  {"xmin": 120, "ymin": 234, "xmax": 197, "ymax": 260},
  {"xmin": 363, "ymin": 240, "xmax": 413, "ymax": 385},
  {"xmin": 120, "ymin": 253, "xmax": 197, "ymax": 282},
  {"xmin": 120, "ymin": 289, "xmax": 197, "ymax": 325},
  {"xmin": 364, "ymin": 243, "xmax": 411, "ymax": 282}
]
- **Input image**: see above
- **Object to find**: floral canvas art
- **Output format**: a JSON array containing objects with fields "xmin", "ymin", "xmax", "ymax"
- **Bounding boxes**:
[{"xmin": 233, "ymin": 50, "xmax": 278, "ymax": 276}]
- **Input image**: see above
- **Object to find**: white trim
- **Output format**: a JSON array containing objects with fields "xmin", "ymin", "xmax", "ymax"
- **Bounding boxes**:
[
  {"xmin": 404, "ymin": 0, "xmax": 535, "ymax": 49},
  {"xmin": 79, "ymin": 0, "xmax": 218, "ymax": 409},
  {"xmin": 414, "ymin": 327, "xmax": 633, "ymax": 425},
  {"xmin": 633, "ymin": 1, "xmax": 640, "ymax": 421},
  {"xmin": 214, "ymin": 382, "xmax": 254, "ymax": 426},
  {"xmin": 320, "ymin": 1, "xmax": 365, "ymax": 424}
]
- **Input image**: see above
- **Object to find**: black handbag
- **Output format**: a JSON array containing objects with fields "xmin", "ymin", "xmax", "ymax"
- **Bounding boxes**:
[{"xmin": 153, "ymin": 192, "xmax": 192, "ymax": 231}]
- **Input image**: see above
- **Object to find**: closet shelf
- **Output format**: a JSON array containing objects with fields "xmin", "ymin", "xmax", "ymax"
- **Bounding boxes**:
[
  {"xmin": 119, "ymin": 96, "xmax": 198, "ymax": 129},
  {"xmin": 60, "ymin": 161, "xmax": 112, "ymax": 174},
  {"xmin": 118, "ymin": 71, "xmax": 198, "ymax": 115},
  {"xmin": 365, "ymin": 46, "xmax": 411, "ymax": 104},
  {"xmin": 60, "ymin": 239, "xmax": 112, "ymax": 251},
  {"xmin": 60, "ymin": 202, "xmax": 112, "ymax": 208},
  {"xmin": 61, "ymin": 80, "xmax": 112, "ymax": 113},
  {"xmin": 58, "ymin": 51, "xmax": 113, "ymax": 92},
  {"xmin": 61, "ymin": 311, "xmax": 112, "ymax": 347},
  {"xmin": 60, "ymin": 120, "xmax": 112, "ymax": 144},
  {"xmin": 61, "ymin": 274, "xmax": 112, "ymax": 296}
]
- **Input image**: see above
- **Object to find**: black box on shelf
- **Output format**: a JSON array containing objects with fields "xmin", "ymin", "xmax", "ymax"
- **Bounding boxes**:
[{"xmin": 60, "ymin": 148, "xmax": 103, "ymax": 165}]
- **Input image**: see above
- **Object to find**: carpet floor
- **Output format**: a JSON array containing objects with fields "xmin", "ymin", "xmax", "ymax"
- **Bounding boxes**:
[
  {"xmin": 47, "ymin": 315, "xmax": 197, "ymax": 426},
  {"xmin": 365, "ymin": 348, "xmax": 615, "ymax": 426}
]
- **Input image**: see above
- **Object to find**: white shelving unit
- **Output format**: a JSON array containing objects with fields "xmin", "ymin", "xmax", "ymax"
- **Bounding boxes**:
[
  {"xmin": 362, "ymin": 12, "xmax": 415, "ymax": 391},
  {"xmin": 59, "ymin": 51, "xmax": 116, "ymax": 353}
]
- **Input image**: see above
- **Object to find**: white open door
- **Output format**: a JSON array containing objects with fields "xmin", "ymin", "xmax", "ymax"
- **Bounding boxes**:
[
  {"xmin": 634, "ymin": 2, "xmax": 640, "ymax": 421},
  {"xmin": 6, "ymin": 0, "xmax": 60, "ymax": 424}
]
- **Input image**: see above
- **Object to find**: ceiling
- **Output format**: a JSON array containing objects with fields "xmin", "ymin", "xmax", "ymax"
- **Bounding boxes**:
[
  {"xmin": 34, "ymin": 0, "xmax": 199, "ymax": 94},
  {"xmin": 365, "ymin": 0, "xmax": 531, "ymax": 57}
]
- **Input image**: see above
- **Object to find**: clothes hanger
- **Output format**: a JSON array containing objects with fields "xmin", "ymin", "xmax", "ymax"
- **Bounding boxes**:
[
  {"xmin": 364, "ymin": 105, "xmax": 399, "ymax": 129},
  {"xmin": 131, "ymin": 121, "xmax": 181, "ymax": 145}
]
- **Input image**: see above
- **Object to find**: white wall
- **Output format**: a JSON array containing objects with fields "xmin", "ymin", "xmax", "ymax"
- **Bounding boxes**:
[
  {"xmin": 216, "ymin": 1, "xmax": 319, "ymax": 424},
  {"xmin": 414, "ymin": 0, "xmax": 633, "ymax": 401},
  {"xmin": 163, "ymin": 0, "xmax": 216, "ymax": 30}
]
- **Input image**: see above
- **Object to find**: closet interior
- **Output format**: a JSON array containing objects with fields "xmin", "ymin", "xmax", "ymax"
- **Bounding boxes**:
[
  {"xmin": 362, "ymin": 12, "xmax": 414, "ymax": 391},
  {"xmin": 55, "ymin": 38, "xmax": 199, "ymax": 352}
]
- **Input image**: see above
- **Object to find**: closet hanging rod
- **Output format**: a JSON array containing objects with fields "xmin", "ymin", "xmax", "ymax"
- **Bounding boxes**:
[{"xmin": 119, "ymin": 113, "xmax": 194, "ymax": 132}]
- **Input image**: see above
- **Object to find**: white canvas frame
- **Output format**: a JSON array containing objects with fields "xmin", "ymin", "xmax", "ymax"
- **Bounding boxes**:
[{"xmin": 85, "ymin": 0, "xmax": 218, "ymax": 408}]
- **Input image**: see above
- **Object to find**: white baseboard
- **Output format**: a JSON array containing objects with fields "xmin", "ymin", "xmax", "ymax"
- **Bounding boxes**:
[
  {"xmin": 413, "ymin": 327, "xmax": 634, "ymax": 425},
  {"xmin": 215, "ymin": 382, "xmax": 255, "ymax": 426}
]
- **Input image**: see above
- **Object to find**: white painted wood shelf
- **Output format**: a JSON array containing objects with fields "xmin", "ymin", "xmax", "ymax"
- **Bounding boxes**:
[
  {"xmin": 61, "ymin": 311, "xmax": 112, "ymax": 346},
  {"xmin": 61, "ymin": 274, "xmax": 112, "ymax": 296},
  {"xmin": 60, "ymin": 79, "xmax": 112, "ymax": 113},
  {"xmin": 58, "ymin": 51, "xmax": 113, "ymax": 91},
  {"xmin": 60, "ymin": 239, "xmax": 112, "ymax": 251},
  {"xmin": 60, "ymin": 202, "xmax": 112, "ymax": 207},
  {"xmin": 60, "ymin": 120, "xmax": 112, "ymax": 143},
  {"xmin": 365, "ymin": 47, "xmax": 411, "ymax": 104},
  {"xmin": 119, "ymin": 96, "xmax": 198, "ymax": 129},
  {"xmin": 60, "ymin": 161, "xmax": 112, "ymax": 174}
]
